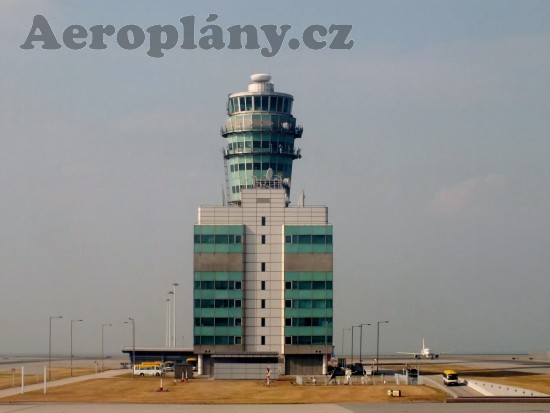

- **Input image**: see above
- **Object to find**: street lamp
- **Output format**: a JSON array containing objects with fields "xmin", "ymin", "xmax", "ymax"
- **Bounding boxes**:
[
  {"xmin": 101, "ymin": 323, "xmax": 112, "ymax": 372},
  {"xmin": 70, "ymin": 319, "xmax": 83, "ymax": 377},
  {"xmin": 172, "ymin": 283, "xmax": 179, "ymax": 347},
  {"xmin": 376, "ymin": 321, "xmax": 389, "ymax": 373},
  {"xmin": 351, "ymin": 325, "xmax": 360, "ymax": 364},
  {"xmin": 359, "ymin": 323, "xmax": 371, "ymax": 363},
  {"xmin": 323, "ymin": 320, "xmax": 329, "ymax": 375},
  {"xmin": 341, "ymin": 328, "xmax": 350, "ymax": 359},
  {"xmin": 168, "ymin": 291, "xmax": 174, "ymax": 348},
  {"xmin": 165, "ymin": 298, "xmax": 171, "ymax": 348},
  {"xmin": 125, "ymin": 318, "xmax": 135, "ymax": 368},
  {"xmin": 48, "ymin": 315, "xmax": 63, "ymax": 380}
]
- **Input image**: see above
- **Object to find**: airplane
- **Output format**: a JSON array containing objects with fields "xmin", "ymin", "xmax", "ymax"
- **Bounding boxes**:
[{"xmin": 397, "ymin": 339, "xmax": 452, "ymax": 359}]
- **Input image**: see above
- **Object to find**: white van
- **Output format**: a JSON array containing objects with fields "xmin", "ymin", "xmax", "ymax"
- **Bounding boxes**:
[{"xmin": 134, "ymin": 364, "xmax": 164, "ymax": 376}]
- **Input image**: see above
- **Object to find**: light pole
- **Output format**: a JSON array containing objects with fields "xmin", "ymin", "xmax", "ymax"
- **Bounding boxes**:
[
  {"xmin": 70, "ymin": 319, "xmax": 83, "ymax": 377},
  {"xmin": 323, "ymin": 320, "xmax": 329, "ymax": 374},
  {"xmin": 125, "ymin": 318, "xmax": 135, "ymax": 368},
  {"xmin": 172, "ymin": 283, "xmax": 179, "ymax": 347},
  {"xmin": 101, "ymin": 323, "xmax": 112, "ymax": 372},
  {"xmin": 48, "ymin": 315, "xmax": 62, "ymax": 381},
  {"xmin": 351, "ymin": 325, "xmax": 360, "ymax": 364},
  {"xmin": 165, "ymin": 298, "xmax": 171, "ymax": 348},
  {"xmin": 341, "ymin": 328, "xmax": 350, "ymax": 359},
  {"xmin": 359, "ymin": 323, "xmax": 371, "ymax": 363},
  {"xmin": 168, "ymin": 291, "xmax": 174, "ymax": 347},
  {"xmin": 376, "ymin": 321, "xmax": 389, "ymax": 373}
]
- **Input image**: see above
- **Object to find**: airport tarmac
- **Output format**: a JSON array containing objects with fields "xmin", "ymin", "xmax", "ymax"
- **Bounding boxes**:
[
  {"xmin": 0, "ymin": 403, "xmax": 549, "ymax": 413},
  {"xmin": 1, "ymin": 355, "xmax": 549, "ymax": 412},
  {"xmin": 379, "ymin": 354, "xmax": 550, "ymax": 375}
]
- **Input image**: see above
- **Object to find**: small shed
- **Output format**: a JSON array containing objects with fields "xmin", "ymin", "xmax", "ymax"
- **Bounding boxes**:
[{"xmin": 174, "ymin": 364, "xmax": 194, "ymax": 380}]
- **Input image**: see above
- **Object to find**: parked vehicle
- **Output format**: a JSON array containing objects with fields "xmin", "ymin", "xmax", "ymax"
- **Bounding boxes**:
[
  {"xmin": 327, "ymin": 365, "xmax": 345, "ymax": 376},
  {"xmin": 347, "ymin": 363, "xmax": 366, "ymax": 376},
  {"xmin": 133, "ymin": 362, "xmax": 164, "ymax": 376},
  {"xmin": 186, "ymin": 357, "xmax": 198, "ymax": 371}
]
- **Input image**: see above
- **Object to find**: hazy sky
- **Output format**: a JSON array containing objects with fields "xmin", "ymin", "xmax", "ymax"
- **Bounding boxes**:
[{"xmin": 1, "ymin": 0, "xmax": 549, "ymax": 357}]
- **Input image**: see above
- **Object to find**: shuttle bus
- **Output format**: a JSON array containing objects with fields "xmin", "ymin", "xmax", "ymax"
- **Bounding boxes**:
[
  {"xmin": 186, "ymin": 357, "xmax": 197, "ymax": 371},
  {"xmin": 442, "ymin": 369, "xmax": 459, "ymax": 386},
  {"xmin": 133, "ymin": 362, "xmax": 164, "ymax": 376}
]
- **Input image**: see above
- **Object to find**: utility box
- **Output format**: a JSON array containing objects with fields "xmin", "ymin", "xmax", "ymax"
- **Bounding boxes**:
[{"xmin": 174, "ymin": 364, "xmax": 194, "ymax": 380}]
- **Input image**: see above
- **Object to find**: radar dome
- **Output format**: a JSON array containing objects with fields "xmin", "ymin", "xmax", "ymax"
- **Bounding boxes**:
[{"xmin": 251, "ymin": 74, "xmax": 271, "ymax": 83}]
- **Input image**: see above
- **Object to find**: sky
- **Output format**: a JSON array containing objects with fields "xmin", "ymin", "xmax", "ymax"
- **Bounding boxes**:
[{"xmin": 0, "ymin": 0, "xmax": 549, "ymax": 357}]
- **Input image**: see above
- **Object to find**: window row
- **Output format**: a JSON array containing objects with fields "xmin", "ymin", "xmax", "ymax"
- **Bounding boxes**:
[
  {"xmin": 194, "ymin": 281, "xmax": 242, "ymax": 290},
  {"xmin": 228, "ymin": 95, "xmax": 292, "ymax": 114},
  {"xmin": 194, "ymin": 234, "xmax": 242, "ymax": 244},
  {"xmin": 194, "ymin": 299, "xmax": 242, "ymax": 308},
  {"xmin": 231, "ymin": 184, "xmax": 253, "ymax": 194},
  {"xmin": 285, "ymin": 281, "xmax": 333, "ymax": 290},
  {"xmin": 285, "ymin": 317, "xmax": 332, "ymax": 327},
  {"xmin": 285, "ymin": 235, "xmax": 333, "ymax": 245},
  {"xmin": 230, "ymin": 162, "xmax": 291, "ymax": 174},
  {"xmin": 194, "ymin": 336, "xmax": 242, "ymax": 345},
  {"xmin": 285, "ymin": 299, "xmax": 333, "ymax": 309},
  {"xmin": 194, "ymin": 317, "xmax": 242, "ymax": 327},
  {"xmin": 285, "ymin": 336, "xmax": 333, "ymax": 345}
]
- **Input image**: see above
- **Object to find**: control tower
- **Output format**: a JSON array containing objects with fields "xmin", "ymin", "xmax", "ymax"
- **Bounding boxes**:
[
  {"xmin": 221, "ymin": 74, "xmax": 303, "ymax": 205},
  {"xmin": 194, "ymin": 74, "xmax": 333, "ymax": 379}
]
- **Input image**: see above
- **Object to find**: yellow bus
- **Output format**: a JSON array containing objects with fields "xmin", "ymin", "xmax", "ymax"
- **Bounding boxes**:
[
  {"xmin": 133, "ymin": 362, "xmax": 164, "ymax": 376},
  {"xmin": 442, "ymin": 369, "xmax": 459, "ymax": 386},
  {"xmin": 186, "ymin": 357, "xmax": 197, "ymax": 371}
]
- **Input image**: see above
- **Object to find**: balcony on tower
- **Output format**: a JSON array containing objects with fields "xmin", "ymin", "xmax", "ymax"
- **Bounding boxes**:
[{"xmin": 222, "ymin": 74, "xmax": 304, "ymax": 205}]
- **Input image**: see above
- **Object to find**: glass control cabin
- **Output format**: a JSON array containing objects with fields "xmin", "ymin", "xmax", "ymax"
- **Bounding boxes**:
[{"xmin": 221, "ymin": 74, "xmax": 303, "ymax": 205}]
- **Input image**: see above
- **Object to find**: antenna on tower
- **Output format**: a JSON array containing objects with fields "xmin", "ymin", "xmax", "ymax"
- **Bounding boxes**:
[
  {"xmin": 222, "ymin": 187, "xmax": 226, "ymax": 206},
  {"xmin": 299, "ymin": 189, "xmax": 305, "ymax": 207}
]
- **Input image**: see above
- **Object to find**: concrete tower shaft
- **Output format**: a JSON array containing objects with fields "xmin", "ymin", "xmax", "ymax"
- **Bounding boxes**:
[{"xmin": 221, "ymin": 74, "xmax": 303, "ymax": 205}]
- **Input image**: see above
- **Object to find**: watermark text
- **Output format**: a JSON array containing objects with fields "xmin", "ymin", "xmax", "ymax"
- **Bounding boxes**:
[{"xmin": 20, "ymin": 14, "xmax": 354, "ymax": 58}]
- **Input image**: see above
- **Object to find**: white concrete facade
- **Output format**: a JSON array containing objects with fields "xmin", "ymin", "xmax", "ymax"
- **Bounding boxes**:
[{"xmin": 197, "ymin": 187, "xmax": 328, "ymax": 354}]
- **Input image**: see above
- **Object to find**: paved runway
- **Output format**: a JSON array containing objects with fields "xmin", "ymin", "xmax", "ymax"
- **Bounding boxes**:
[{"xmin": 1, "ymin": 403, "xmax": 549, "ymax": 413}]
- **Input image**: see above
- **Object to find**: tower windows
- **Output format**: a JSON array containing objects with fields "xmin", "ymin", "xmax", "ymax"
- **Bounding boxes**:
[
  {"xmin": 261, "ymin": 96, "xmax": 269, "ymax": 110},
  {"xmin": 228, "ymin": 96, "xmax": 293, "ymax": 114},
  {"xmin": 261, "ymin": 235, "xmax": 266, "ymax": 244},
  {"xmin": 261, "ymin": 262, "xmax": 266, "ymax": 272}
]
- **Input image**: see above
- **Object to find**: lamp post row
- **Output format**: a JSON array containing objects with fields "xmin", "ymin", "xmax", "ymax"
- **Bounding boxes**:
[
  {"xmin": 343, "ymin": 320, "xmax": 389, "ymax": 372},
  {"xmin": 52, "ymin": 280, "xmax": 180, "ymax": 375},
  {"xmin": 48, "ymin": 317, "xmax": 120, "ymax": 378}
]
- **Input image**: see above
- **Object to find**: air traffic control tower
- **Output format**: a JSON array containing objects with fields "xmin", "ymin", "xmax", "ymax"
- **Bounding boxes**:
[
  {"xmin": 193, "ymin": 74, "xmax": 333, "ymax": 378},
  {"xmin": 222, "ymin": 73, "xmax": 303, "ymax": 204}
]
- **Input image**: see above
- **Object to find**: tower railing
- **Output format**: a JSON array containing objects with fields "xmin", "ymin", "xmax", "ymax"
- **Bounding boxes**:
[
  {"xmin": 223, "ymin": 146, "xmax": 302, "ymax": 159},
  {"xmin": 220, "ymin": 123, "xmax": 303, "ymax": 137},
  {"xmin": 252, "ymin": 175, "xmax": 284, "ymax": 189}
]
